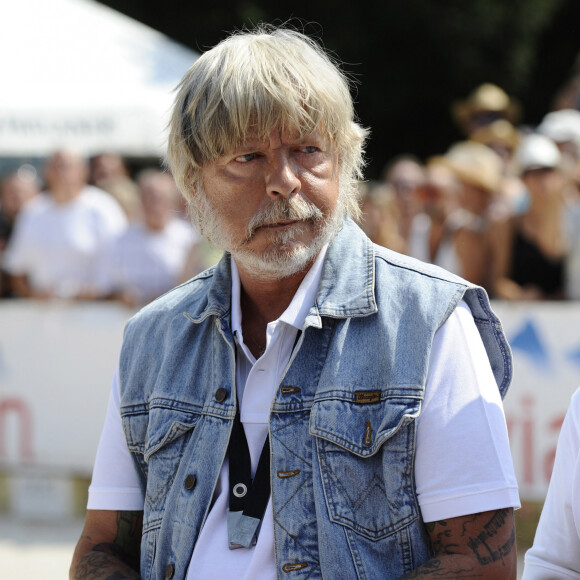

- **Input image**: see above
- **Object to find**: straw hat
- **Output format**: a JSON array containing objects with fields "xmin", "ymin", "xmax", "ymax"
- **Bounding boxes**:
[
  {"xmin": 439, "ymin": 140, "xmax": 503, "ymax": 193},
  {"xmin": 470, "ymin": 119, "xmax": 520, "ymax": 151},
  {"xmin": 452, "ymin": 83, "xmax": 521, "ymax": 133}
]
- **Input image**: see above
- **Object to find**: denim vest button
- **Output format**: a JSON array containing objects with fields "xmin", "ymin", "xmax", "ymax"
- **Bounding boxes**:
[
  {"xmin": 165, "ymin": 563, "xmax": 175, "ymax": 578},
  {"xmin": 184, "ymin": 474, "xmax": 197, "ymax": 490},
  {"xmin": 215, "ymin": 388, "xmax": 228, "ymax": 402}
]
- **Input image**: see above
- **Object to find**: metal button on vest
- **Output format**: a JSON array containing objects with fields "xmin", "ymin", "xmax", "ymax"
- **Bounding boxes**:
[
  {"xmin": 165, "ymin": 563, "xmax": 175, "ymax": 578},
  {"xmin": 184, "ymin": 474, "xmax": 196, "ymax": 490},
  {"xmin": 215, "ymin": 388, "xmax": 228, "ymax": 403}
]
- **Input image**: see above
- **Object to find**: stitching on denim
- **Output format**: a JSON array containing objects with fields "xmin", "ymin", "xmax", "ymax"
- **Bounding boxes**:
[
  {"xmin": 318, "ymin": 436, "xmax": 415, "ymax": 537},
  {"xmin": 343, "ymin": 526, "xmax": 367, "ymax": 580},
  {"xmin": 471, "ymin": 287, "xmax": 512, "ymax": 396},
  {"xmin": 274, "ymin": 470, "xmax": 312, "ymax": 518},
  {"xmin": 144, "ymin": 435, "xmax": 187, "ymax": 510},
  {"xmin": 274, "ymin": 517, "xmax": 321, "ymax": 577}
]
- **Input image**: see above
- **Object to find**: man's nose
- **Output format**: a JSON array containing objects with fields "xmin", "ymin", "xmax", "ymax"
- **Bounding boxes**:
[{"xmin": 265, "ymin": 155, "xmax": 301, "ymax": 199}]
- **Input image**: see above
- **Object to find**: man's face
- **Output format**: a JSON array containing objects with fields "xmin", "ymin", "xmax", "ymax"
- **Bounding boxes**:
[
  {"xmin": 140, "ymin": 176, "xmax": 177, "ymax": 231},
  {"xmin": 195, "ymin": 129, "xmax": 342, "ymax": 279},
  {"xmin": 45, "ymin": 151, "xmax": 88, "ymax": 192},
  {"xmin": 0, "ymin": 176, "xmax": 38, "ymax": 220}
]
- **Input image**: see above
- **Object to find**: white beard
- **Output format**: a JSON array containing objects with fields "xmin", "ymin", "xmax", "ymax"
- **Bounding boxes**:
[{"xmin": 188, "ymin": 188, "xmax": 345, "ymax": 280}]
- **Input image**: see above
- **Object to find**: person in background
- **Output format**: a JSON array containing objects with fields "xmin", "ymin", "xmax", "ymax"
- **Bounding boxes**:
[
  {"xmin": 522, "ymin": 386, "xmax": 580, "ymax": 578},
  {"xmin": 405, "ymin": 156, "xmax": 461, "ymax": 265},
  {"xmin": 380, "ymin": 154, "xmax": 426, "ymax": 255},
  {"xmin": 536, "ymin": 110, "xmax": 580, "ymax": 300},
  {"xmin": 537, "ymin": 109, "xmax": 580, "ymax": 200},
  {"xmin": 470, "ymin": 119, "xmax": 528, "ymax": 215},
  {"xmin": 71, "ymin": 25, "xmax": 518, "ymax": 580},
  {"xmin": 0, "ymin": 166, "xmax": 40, "ymax": 297},
  {"xmin": 357, "ymin": 180, "xmax": 407, "ymax": 253},
  {"xmin": 179, "ymin": 232, "xmax": 231, "ymax": 283},
  {"xmin": 90, "ymin": 153, "xmax": 142, "ymax": 221},
  {"xmin": 493, "ymin": 133, "xmax": 570, "ymax": 300},
  {"xmin": 452, "ymin": 82, "xmax": 521, "ymax": 138},
  {"xmin": 94, "ymin": 169, "xmax": 198, "ymax": 307},
  {"xmin": 566, "ymin": 195, "xmax": 580, "ymax": 300},
  {"xmin": 2, "ymin": 149, "xmax": 127, "ymax": 299},
  {"xmin": 434, "ymin": 140, "xmax": 507, "ymax": 293}
]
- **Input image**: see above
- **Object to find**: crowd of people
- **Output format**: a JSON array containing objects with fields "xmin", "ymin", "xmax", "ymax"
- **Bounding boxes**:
[
  {"xmin": 1, "ymin": 84, "xmax": 580, "ymax": 308},
  {"xmin": 0, "ymin": 150, "xmax": 220, "ymax": 306},
  {"xmin": 359, "ymin": 84, "xmax": 580, "ymax": 301}
]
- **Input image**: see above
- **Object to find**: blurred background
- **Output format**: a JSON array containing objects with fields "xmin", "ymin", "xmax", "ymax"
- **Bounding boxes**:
[{"xmin": 2, "ymin": 0, "xmax": 580, "ymax": 577}]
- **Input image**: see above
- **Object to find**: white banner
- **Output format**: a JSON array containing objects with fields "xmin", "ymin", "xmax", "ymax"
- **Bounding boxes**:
[
  {"xmin": 0, "ymin": 301, "xmax": 131, "ymax": 473},
  {"xmin": 0, "ymin": 300, "xmax": 579, "ymax": 501},
  {"xmin": 494, "ymin": 301, "xmax": 580, "ymax": 501}
]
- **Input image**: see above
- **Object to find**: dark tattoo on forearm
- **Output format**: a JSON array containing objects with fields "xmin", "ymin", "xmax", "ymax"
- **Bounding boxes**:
[
  {"xmin": 464, "ymin": 509, "xmax": 516, "ymax": 565},
  {"xmin": 401, "ymin": 509, "xmax": 515, "ymax": 577},
  {"xmin": 427, "ymin": 519, "xmax": 461, "ymax": 556},
  {"xmin": 73, "ymin": 550, "xmax": 140, "ymax": 579},
  {"xmin": 402, "ymin": 557, "xmax": 483, "ymax": 578},
  {"xmin": 114, "ymin": 511, "xmax": 143, "ymax": 565},
  {"xmin": 72, "ymin": 511, "xmax": 143, "ymax": 579}
]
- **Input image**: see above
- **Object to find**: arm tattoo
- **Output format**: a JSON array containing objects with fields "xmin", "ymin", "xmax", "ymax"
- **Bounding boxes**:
[
  {"xmin": 464, "ymin": 509, "xmax": 516, "ymax": 565},
  {"xmin": 112, "ymin": 511, "xmax": 143, "ymax": 565},
  {"xmin": 401, "ymin": 509, "xmax": 515, "ymax": 578},
  {"xmin": 73, "ymin": 551, "xmax": 140, "ymax": 579},
  {"xmin": 72, "ymin": 511, "xmax": 143, "ymax": 579}
]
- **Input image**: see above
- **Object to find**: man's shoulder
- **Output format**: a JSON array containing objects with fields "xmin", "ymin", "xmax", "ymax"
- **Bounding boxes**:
[
  {"xmin": 78, "ymin": 186, "xmax": 127, "ymax": 217},
  {"xmin": 372, "ymin": 242, "xmax": 471, "ymax": 288},
  {"xmin": 17, "ymin": 193, "xmax": 51, "ymax": 219}
]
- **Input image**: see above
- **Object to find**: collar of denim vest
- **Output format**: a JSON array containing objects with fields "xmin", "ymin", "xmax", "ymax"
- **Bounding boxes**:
[{"xmin": 183, "ymin": 217, "xmax": 378, "ymax": 328}]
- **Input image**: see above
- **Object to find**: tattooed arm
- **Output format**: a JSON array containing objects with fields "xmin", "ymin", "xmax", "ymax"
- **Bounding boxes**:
[
  {"xmin": 70, "ymin": 510, "xmax": 143, "ymax": 579},
  {"xmin": 400, "ymin": 508, "xmax": 517, "ymax": 579}
]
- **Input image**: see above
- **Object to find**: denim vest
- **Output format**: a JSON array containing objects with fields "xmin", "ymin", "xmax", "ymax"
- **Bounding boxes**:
[{"xmin": 119, "ymin": 219, "xmax": 512, "ymax": 580}]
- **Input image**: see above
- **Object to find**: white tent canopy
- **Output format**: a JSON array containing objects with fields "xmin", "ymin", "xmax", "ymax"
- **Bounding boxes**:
[{"xmin": 0, "ymin": 0, "xmax": 199, "ymax": 158}]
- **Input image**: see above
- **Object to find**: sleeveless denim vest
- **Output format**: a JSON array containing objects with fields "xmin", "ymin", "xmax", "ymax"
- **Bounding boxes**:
[{"xmin": 119, "ymin": 219, "xmax": 512, "ymax": 579}]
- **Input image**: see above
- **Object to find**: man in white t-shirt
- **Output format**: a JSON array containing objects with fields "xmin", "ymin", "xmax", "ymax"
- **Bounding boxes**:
[
  {"xmin": 94, "ymin": 169, "xmax": 198, "ymax": 307},
  {"xmin": 523, "ymin": 387, "xmax": 580, "ymax": 578},
  {"xmin": 3, "ymin": 149, "xmax": 127, "ymax": 299},
  {"xmin": 71, "ymin": 26, "xmax": 519, "ymax": 580}
]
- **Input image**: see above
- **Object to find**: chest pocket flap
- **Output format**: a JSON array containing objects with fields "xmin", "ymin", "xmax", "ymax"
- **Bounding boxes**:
[
  {"xmin": 309, "ymin": 394, "xmax": 421, "ymax": 456},
  {"xmin": 144, "ymin": 405, "xmax": 200, "ymax": 462}
]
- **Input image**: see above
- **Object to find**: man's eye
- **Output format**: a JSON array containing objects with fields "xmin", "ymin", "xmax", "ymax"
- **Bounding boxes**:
[
  {"xmin": 235, "ymin": 153, "xmax": 257, "ymax": 163},
  {"xmin": 302, "ymin": 146, "xmax": 318, "ymax": 154}
]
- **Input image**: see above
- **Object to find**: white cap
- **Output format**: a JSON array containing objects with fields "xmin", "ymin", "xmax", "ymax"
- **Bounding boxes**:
[
  {"xmin": 537, "ymin": 109, "xmax": 580, "ymax": 145},
  {"xmin": 515, "ymin": 133, "xmax": 561, "ymax": 174}
]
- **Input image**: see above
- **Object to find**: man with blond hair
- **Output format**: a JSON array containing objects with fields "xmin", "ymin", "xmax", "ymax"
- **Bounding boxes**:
[{"xmin": 71, "ymin": 26, "xmax": 519, "ymax": 579}]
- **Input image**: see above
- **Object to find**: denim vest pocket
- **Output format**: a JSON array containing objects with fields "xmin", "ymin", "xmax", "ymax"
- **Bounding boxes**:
[
  {"xmin": 310, "ymin": 395, "xmax": 421, "ymax": 540},
  {"xmin": 141, "ymin": 406, "xmax": 200, "ymax": 516}
]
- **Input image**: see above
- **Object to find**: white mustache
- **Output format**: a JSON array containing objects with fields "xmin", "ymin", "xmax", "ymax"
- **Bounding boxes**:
[{"xmin": 246, "ymin": 196, "xmax": 323, "ymax": 239}]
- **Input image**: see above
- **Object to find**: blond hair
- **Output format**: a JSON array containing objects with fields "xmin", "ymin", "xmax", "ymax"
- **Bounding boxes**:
[{"xmin": 166, "ymin": 25, "xmax": 367, "ymax": 220}]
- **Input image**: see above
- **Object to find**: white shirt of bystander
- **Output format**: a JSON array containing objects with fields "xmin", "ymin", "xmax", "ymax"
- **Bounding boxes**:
[
  {"xmin": 94, "ymin": 218, "xmax": 198, "ymax": 303},
  {"xmin": 523, "ymin": 387, "xmax": 580, "ymax": 579},
  {"xmin": 3, "ymin": 185, "xmax": 127, "ymax": 297}
]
